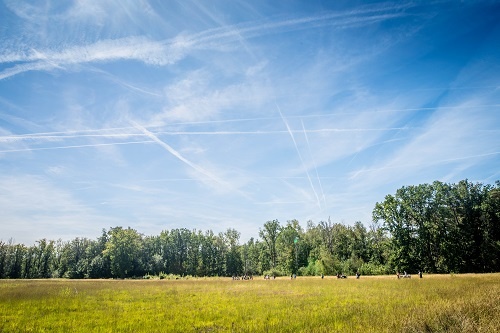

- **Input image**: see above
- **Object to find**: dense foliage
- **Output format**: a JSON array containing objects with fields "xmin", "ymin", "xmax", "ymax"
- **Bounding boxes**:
[{"xmin": 0, "ymin": 180, "xmax": 498, "ymax": 279}]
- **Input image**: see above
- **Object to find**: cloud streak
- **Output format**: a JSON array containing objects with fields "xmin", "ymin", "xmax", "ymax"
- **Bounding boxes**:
[
  {"xmin": 0, "ymin": 126, "xmax": 420, "ymax": 143},
  {"xmin": 277, "ymin": 104, "xmax": 321, "ymax": 209},
  {"xmin": 349, "ymin": 152, "xmax": 500, "ymax": 179},
  {"xmin": 302, "ymin": 120, "xmax": 327, "ymax": 208},
  {"xmin": 0, "ymin": 2, "xmax": 416, "ymax": 80},
  {"xmin": 0, "ymin": 140, "xmax": 153, "ymax": 154},
  {"xmin": 131, "ymin": 121, "xmax": 227, "ymax": 187},
  {"xmin": 1, "ymin": 0, "xmax": 498, "ymax": 245}
]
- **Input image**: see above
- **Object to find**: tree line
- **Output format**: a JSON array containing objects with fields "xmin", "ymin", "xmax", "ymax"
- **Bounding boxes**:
[{"xmin": 0, "ymin": 179, "xmax": 498, "ymax": 279}]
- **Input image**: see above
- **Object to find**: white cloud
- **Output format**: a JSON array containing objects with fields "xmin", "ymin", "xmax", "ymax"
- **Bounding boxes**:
[
  {"xmin": 46, "ymin": 165, "xmax": 66, "ymax": 176},
  {"xmin": 0, "ymin": 36, "xmax": 183, "ymax": 66},
  {"xmin": 1, "ymin": 1, "xmax": 498, "ymax": 244},
  {"xmin": 349, "ymin": 101, "xmax": 499, "ymax": 187},
  {"xmin": 0, "ymin": 2, "xmax": 417, "ymax": 80},
  {"xmin": 0, "ymin": 174, "xmax": 116, "ymax": 243},
  {"xmin": 147, "ymin": 69, "xmax": 272, "ymax": 125}
]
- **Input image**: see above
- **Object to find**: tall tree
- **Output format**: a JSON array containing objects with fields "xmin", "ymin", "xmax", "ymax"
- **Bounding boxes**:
[
  {"xmin": 31, "ymin": 239, "xmax": 56, "ymax": 278},
  {"xmin": 224, "ymin": 228, "xmax": 242, "ymax": 276},
  {"xmin": 57, "ymin": 238, "xmax": 92, "ymax": 278},
  {"xmin": 198, "ymin": 230, "xmax": 217, "ymax": 276},
  {"xmin": 105, "ymin": 227, "xmax": 143, "ymax": 278},
  {"xmin": 86, "ymin": 229, "xmax": 111, "ymax": 278},
  {"xmin": 185, "ymin": 230, "xmax": 201, "ymax": 276},
  {"xmin": 259, "ymin": 219, "xmax": 281, "ymax": 270},
  {"xmin": 142, "ymin": 235, "xmax": 164, "ymax": 275},
  {"xmin": 276, "ymin": 220, "xmax": 300, "ymax": 274},
  {"xmin": 373, "ymin": 190, "xmax": 418, "ymax": 272},
  {"xmin": 373, "ymin": 180, "xmax": 500, "ymax": 273},
  {"xmin": 241, "ymin": 237, "xmax": 261, "ymax": 276},
  {"xmin": 481, "ymin": 182, "xmax": 500, "ymax": 271}
]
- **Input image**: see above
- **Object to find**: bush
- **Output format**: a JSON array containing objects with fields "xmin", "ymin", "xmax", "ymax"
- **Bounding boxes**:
[
  {"xmin": 263, "ymin": 269, "xmax": 285, "ymax": 277},
  {"xmin": 358, "ymin": 262, "xmax": 391, "ymax": 275},
  {"xmin": 298, "ymin": 259, "xmax": 327, "ymax": 276}
]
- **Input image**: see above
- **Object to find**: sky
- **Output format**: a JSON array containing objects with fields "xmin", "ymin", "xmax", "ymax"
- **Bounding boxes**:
[{"xmin": 1, "ymin": 0, "xmax": 499, "ymax": 245}]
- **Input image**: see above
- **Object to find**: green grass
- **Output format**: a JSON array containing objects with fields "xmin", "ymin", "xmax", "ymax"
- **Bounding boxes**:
[{"xmin": 0, "ymin": 274, "xmax": 499, "ymax": 332}]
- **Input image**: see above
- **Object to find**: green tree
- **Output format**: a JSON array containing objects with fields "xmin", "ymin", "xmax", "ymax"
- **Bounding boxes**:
[
  {"xmin": 105, "ymin": 227, "xmax": 143, "ymax": 278},
  {"xmin": 57, "ymin": 238, "xmax": 92, "ymax": 278},
  {"xmin": 366, "ymin": 221, "xmax": 391, "ymax": 271},
  {"xmin": 32, "ymin": 239, "xmax": 56, "ymax": 278},
  {"xmin": 224, "ymin": 228, "xmax": 242, "ymax": 276},
  {"xmin": 373, "ymin": 180, "xmax": 500, "ymax": 274},
  {"xmin": 185, "ymin": 230, "xmax": 201, "ymax": 276},
  {"xmin": 214, "ymin": 232, "xmax": 228, "ymax": 276},
  {"xmin": 373, "ymin": 190, "xmax": 418, "ymax": 273},
  {"xmin": 0, "ymin": 241, "xmax": 7, "ymax": 278},
  {"xmin": 259, "ymin": 219, "xmax": 281, "ymax": 270},
  {"xmin": 198, "ymin": 230, "xmax": 217, "ymax": 276},
  {"xmin": 241, "ymin": 237, "xmax": 261, "ymax": 276},
  {"xmin": 276, "ymin": 220, "xmax": 300, "ymax": 274},
  {"xmin": 0, "ymin": 241, "xmax": 26, "ymax": 279},
  {"xmin": 86, "ymin": 230, "xmax": 111, "ymax": 278},
  {"xmin": 142, "ymin": 235, "xmax": 164, "ymax": 275},
  {"xmin": 481, "ymin": 182, "xmax": 500, "ymax": 271}
]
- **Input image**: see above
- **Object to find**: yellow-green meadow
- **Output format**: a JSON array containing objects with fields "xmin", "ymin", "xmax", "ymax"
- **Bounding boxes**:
[{"xmin": 1, "ymin": 274, "xmax": 499, "ymax": 332}]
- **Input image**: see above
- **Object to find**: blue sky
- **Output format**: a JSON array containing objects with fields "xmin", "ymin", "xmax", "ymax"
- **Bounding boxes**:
[{"xmin": 1, "ymin": 0, "xmax": 499, "ymax": 245}]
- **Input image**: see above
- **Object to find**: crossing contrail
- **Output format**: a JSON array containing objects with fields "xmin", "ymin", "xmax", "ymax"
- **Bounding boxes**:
[
  {"xmin": 301, "ymin": 120, "xmax": 327, "ymax": 208},
  {"xmin": 131, "ymin": 121, "xmax": 226, "ymax": 187},
  {"xmin": 276, "ymin": 104, "xmax": 321, "ymax": 209}
]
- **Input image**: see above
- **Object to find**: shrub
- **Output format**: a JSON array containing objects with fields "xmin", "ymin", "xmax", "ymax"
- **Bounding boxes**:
[
  {"xmin": 358, "ymin": 262, "xmax": 391, "ymax": 275},
  {"xmin": 263, "ymin": 269, "xmax": 285, "ymax": 277}
]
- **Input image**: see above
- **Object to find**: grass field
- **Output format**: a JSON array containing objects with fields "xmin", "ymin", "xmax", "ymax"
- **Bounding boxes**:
[{"xmin": 0, "ymin": 274, "xmax": 499, "ymax": 332}]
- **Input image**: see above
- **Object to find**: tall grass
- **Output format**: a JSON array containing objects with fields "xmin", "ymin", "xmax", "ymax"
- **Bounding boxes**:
[{"xmin": 0, "ymin": 274, "xmax": 498, "ymax": 332}]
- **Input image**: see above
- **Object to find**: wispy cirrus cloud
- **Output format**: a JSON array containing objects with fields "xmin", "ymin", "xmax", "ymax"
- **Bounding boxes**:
[
  {"xmin": 1, "ymin": 0, "xmax": 498, "ymax": 245},
  {"xmin": 0, "ymin": 36, "xmax": 187, "ymax": 80},
  {"xmin": 349, "ymin": 101, "xmax": 500, "ymax": 185},
  {"xmin": 0, "ymin": 2, "xmax": 417, "ymax": 81},
  {"xmin": 0, "ymin": 36, "xmax": 183, "ymax": 65},
  {"xmin": 0, "ymin": 174, "xmax": 117, "ymax": 243}
]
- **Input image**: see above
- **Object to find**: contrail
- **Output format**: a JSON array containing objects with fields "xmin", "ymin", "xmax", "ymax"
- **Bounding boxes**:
[
  {"xmin": 346, "ymin": 138, "xmax": 408, "ymax": 167},
  {"xmin": 349, "ymin": 151, "xmax": 500, "ymax": 179},
  {"xmin": 3, "ymin": 123, "xmax": 495, "ymax": 144},
  {"xmin": 131, "ymin": 121, "xmax": 226, "ymax": 186},
  {"xmin": 0, "ymin": 140, "xmax": 154, "ymax": 153},
  {"xmin": 104, "ymin": 103, "xmax": 500, "ymax": 127},
  {"xmin": 0, "ymin": 132, "xmax": 146, "ymax": 142},
  {"xmin": 0, "ymin": 127, "xmax": 419, "ymax": 143},
  {"xmin": 187, "ymin": 2, "xmax": 414, "ymax": 47},
  {"xmin": 301, "ymin": 120, "xmax": 327, "ymax": 208},
  {"xmin": 0, "ymin": 125, "xmax": 140, "ymax": 143},
  {"xmin": 88, "ymin": 67, "xmax": 163, "ymax": 97},
  {"xmin": 0, "ymin": 101, "xmax": 494, "ymax": 143},
  {"xmin": 0, "ymin": 2, "xmax": 414, "ymax": 80},
  {"xmin": 276, "ymin": 104, "xmax": 321, "ymax": 209}
]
